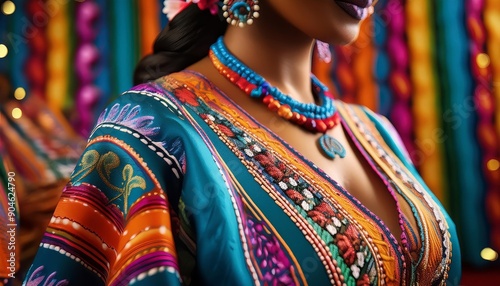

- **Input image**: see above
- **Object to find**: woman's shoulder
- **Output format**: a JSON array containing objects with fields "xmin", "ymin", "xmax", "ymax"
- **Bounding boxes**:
[
  {"xmin": 111, "ymin": 70, "xmax": 208, "ymax": 106},
  {"xmin": 92, "ymin": 72, "xmax": 213, "ymax": 143},
  {"xmin": 101, "ymin": 70, "xmax": 212, "ymax": 120},
  {"xmin": 335, "ymin": 100, "xmax": 414, "ymax": 165}
]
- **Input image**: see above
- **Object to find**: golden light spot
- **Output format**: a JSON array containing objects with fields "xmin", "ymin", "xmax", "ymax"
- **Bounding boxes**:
[
  {"xmin": 477, "ymin": 53, "xmax": 491, "ymax": 69},
  {"xmin": 481, "ymin": 248, "xmax": 498, "ymax": 261},
  {"xmin": 1, "ymin": 1, "xmax": 15, "ymax": 15},
  {"xmin": 11, "ymin": 107, "xmax": 22, "ymax": 119},
  {"xmin": 487, "ymin": 159, "xmax": 500, "ymax": 171},
  {"xmin": 14, "ymin": 87, "xmax": 26, "ymax": 100},
  {"xmin": 0, "ymin": 44, "xmax": 8, "ymax": 58}
]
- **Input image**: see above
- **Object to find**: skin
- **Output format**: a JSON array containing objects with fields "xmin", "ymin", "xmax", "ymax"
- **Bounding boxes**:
[{"xmin": 188, "ymin": 0, "xmax": 418, "ymax": 249}]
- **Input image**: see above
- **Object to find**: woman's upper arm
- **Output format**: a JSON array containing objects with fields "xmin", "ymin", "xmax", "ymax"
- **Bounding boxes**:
[{"xmin": 23, "ymin": 88, "xmax": 188, "ymax": 286}]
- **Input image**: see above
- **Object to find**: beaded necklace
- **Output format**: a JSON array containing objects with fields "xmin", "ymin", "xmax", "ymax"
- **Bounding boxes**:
[{"xmin": 209, "ymin": 37, "xmax": 346, "ymax": 159}]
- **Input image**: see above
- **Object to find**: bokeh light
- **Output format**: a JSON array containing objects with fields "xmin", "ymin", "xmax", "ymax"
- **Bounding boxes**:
[
  {"xmin": 1, "ymin": 1, "xmax": 15, "ymax": 15},
  {"xmin": 480, "ymin": 248, "xmax": 498, "ymax": 261},
  {"xmin": 14, "ymin": 87, "xmax": 26, "ymax": 100},
  {"xmin": 11, "ymin": 107, "xmax": 22, "ymax": 119},
  {"xmin": 0, "ymin": 44, "xmax": 8, "ymax": 58},
  {"xmin": 476, "ymin": 53, "xmax": 491, "ymax": 69},
  {"xmin": 487, "ymin": 159, "xmax": 500, "ymax": 171}
]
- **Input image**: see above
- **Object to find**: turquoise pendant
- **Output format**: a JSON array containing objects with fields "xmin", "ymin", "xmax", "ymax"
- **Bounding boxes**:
[{"xmin": 318, "ymin": 134, "xmax": 346, "ymax": 159}]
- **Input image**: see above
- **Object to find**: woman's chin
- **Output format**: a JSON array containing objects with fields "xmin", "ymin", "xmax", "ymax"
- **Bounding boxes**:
[
  {"xmin": 337, "ymin": 29, "xmax": 362, "ymax": 45},
  {"xmin": 318, "ymin": 23, "xmax": 363, "ymax": 46}
]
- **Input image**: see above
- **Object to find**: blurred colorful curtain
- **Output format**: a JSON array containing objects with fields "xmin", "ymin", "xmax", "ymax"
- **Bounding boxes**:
[{"xmin": 0, "ymin": 0, "xmax": 499, "ymax": 270}]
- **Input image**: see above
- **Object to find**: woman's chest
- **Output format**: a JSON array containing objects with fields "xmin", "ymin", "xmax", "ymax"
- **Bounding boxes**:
[
  {"xmin": 195, "ymin": 106, "xmax": 451, "ymax": 286},
  {"xmin": 161, "ymin": 74, "xmax": 453, "ymax": 284}
]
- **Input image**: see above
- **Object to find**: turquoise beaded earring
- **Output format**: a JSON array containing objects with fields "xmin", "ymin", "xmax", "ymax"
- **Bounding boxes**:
[{"xmin": 222, "ymin": 0, "xmax": 260, "ymax": 27}]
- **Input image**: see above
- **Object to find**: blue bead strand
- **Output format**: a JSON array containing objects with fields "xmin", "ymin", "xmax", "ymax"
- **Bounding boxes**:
[{"xmin": 211, "ymin": 37, "xmax": 337, "ymax": 120}]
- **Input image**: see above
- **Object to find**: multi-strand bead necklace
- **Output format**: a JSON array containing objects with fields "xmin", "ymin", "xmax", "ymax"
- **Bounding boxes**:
[{"xmin": 209, "ymin": 37, "xmax": 346, "ymax": 159}]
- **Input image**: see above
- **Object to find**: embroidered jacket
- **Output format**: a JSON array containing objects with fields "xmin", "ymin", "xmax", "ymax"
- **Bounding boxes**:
[{"xmin": 24, "ymin": 71, "xmax": 461, "ymax": 286}]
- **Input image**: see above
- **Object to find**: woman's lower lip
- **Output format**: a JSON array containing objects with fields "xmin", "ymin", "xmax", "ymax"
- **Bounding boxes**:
[{"xmin": 335, "ymin": 1, "xmax": 370, "ymax": 20}]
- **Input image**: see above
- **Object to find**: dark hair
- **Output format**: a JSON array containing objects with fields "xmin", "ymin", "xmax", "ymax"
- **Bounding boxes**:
[{"xmin": 133, "ymin": 5, "xmax": 227, "ymax": 85}]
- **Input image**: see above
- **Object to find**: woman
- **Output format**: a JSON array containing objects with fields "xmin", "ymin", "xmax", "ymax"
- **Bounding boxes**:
[{"xmin": 24, "ymin": 0, "xmax": 460, "ymax": 285}]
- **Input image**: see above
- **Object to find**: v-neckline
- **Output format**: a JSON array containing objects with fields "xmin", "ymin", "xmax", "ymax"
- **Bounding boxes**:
[{"xmin": 166, "ymin": 70, "xmax": 423, "ymax": 265}]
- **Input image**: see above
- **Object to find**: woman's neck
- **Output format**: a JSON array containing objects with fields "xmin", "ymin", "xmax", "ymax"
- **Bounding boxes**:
[{"xmin": 223, "ymin": 4, "xmax": 316, "ymax": 104}]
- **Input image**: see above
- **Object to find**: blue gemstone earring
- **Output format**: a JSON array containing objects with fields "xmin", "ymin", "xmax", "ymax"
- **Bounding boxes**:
[{"xmin": 222, "ymin": 0, "xmax": 260, "ymax": 27}]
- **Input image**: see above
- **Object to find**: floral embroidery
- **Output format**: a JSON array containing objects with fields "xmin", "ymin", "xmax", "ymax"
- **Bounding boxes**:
[
  {"xmin": 238, "ymin": 120, "xmax": 377, "ymax": 284},
  {"xmin": 357, "ymin": 273, "xmax": 370, "ymax": 286},
  {"xmin": 97, "ymin": 103, "xmax": 160, "ymax": 137},
  {"xmin": 174, "ymin": 87, "xmax": 200, "ymax": 107},
  {"xmin": 164, "ymin": 79, "xmax": 379, "ymax": 285},
  {"xmin": 217, "ymin": 124, "xmax": 235, "ymax": 137},
  {"xmin": 25, "ymin": 266, "xmax": 68, "ymax": 286},
  {"xmin": 71, "ymin": 149, "xmax": 146, "ymax": 213},
  {"xmin": 245, "ymin": 218, "xmax": 295, "ymax": 285},
  {"xmin": 165, "ymin": 79, "xmax": 298, "ymax": 284},
  {"xmin": 337, "ymin": 234, "xmax": 356, "ymax": 265}
]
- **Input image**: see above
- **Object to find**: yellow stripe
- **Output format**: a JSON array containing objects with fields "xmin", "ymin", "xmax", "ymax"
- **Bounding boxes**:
[
  {"xmin": 406, "ymin": 0, "xmax": 444, "ymax": 201},
  {"xmin": 46, "ymin": 0, "xmax": 70, "ymax": 112}
]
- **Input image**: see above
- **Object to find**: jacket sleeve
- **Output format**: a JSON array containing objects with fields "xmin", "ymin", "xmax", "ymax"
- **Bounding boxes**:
[{"xmin": 23, "ymin": 86, "xmax": 190, "ymax": 286}]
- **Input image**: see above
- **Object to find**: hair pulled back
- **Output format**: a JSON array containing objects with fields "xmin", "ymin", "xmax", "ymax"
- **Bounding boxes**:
[{"xmin": 133, "ymin": 4, "xmax": 227, "ymax": 85}]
